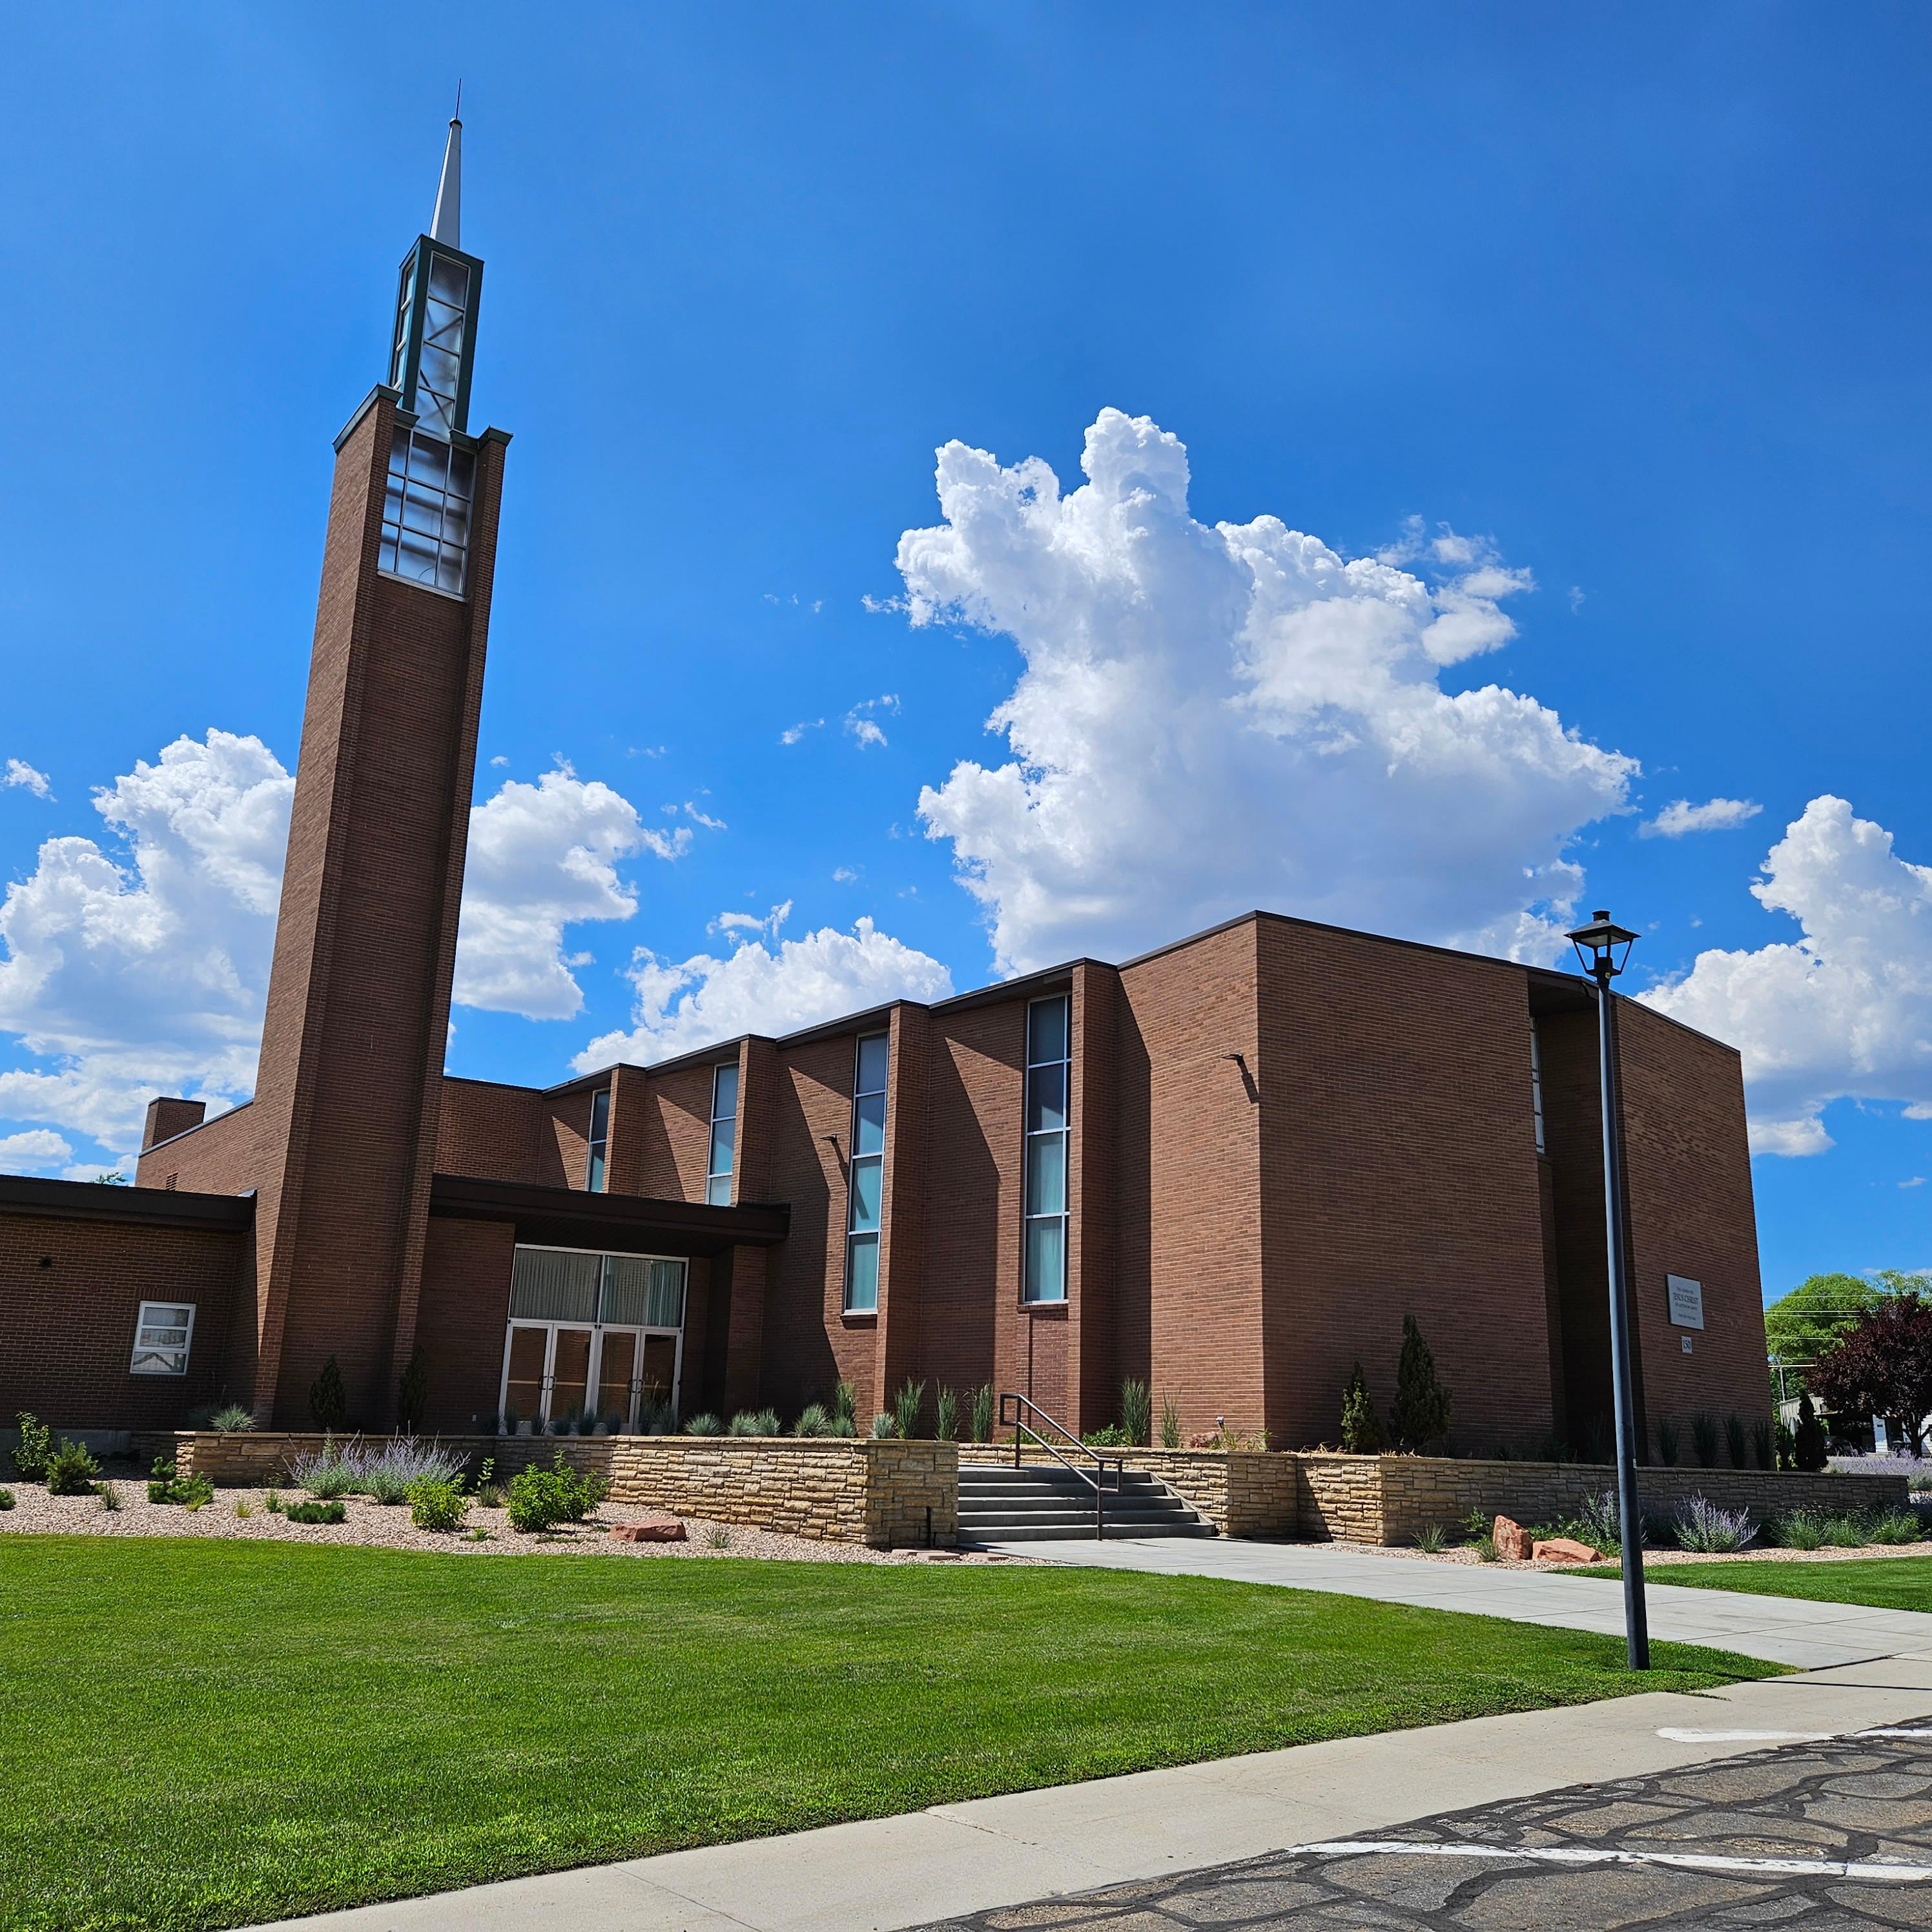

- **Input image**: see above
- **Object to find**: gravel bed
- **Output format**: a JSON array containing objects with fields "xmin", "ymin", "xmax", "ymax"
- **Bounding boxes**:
[{"xmin": 0, "ymin": 1481, "xmax": 1032, "ymax": 1565}]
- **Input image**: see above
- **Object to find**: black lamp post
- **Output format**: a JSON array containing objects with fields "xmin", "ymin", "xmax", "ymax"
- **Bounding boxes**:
[{"xmin": 1566, "ymin": 908, "xmax": 1650, "ymax": 1671}]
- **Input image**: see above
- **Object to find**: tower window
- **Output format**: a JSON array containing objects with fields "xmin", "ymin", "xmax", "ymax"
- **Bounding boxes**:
[
  {"xmin": 380, "ymin": 427, "xmax": 475, "ymax": 594},
  {"xmin": 586, "ymin": 1087, "xmax": 610, "ymax": 1193},
  {"xmin": 1023, "ymin": 996, "xmax": 1071, "ymax": 1304},
  {"xmin": 844, "ymin": 1033, "xmax": 889, "ymax": 1313},
  {"xmin": 1530, "ymin": 1022, "xmax": 1547, "ymax": 1156},
  {"xmin": 706, "ymin": 1062, "xmax": 739, "ymax": 1206}
]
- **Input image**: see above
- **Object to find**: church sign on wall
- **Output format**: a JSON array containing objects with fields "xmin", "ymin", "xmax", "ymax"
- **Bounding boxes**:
[{"xmin": 1667, "ymin": 1274, "xmax": 1705, "ymax": 1331}]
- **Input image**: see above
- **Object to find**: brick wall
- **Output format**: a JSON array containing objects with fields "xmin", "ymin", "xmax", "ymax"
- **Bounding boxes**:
[
  {"xmin": 1, "ymin": 1214, "xmax": 246, "ymax": 1428},
  {"xmin": 412, "ymin": 1216, "xmax": 517, "ymax": 1432},
  {"xmin": 435, "ymin": 1079, "xmax": 548, "ymax": 1184}
]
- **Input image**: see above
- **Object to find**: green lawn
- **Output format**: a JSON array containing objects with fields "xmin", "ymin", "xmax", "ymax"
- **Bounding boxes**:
[
  {"xmin": 1572, "ymin": 1554, "xmax": 1932, "ymax": 1612},
  {"xmin": 0, "ymin": 1539, "xmax": 1773, "ymax": 1932}
]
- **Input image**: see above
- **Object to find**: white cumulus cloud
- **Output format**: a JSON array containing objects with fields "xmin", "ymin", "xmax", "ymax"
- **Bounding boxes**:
[
  {"xmin": 0, "ymin": 730, "xmax": 294, "ymax": 1151},
  {"xmin": 844, "ymin": 694, "xmax": 900, "ymax": 750},
  {"xmin": 1640, "ymin": 796, "xmax": 1932, "ymax": 1155},
  {"xmin": 5, "ymin": 759, "xmax": 52, "ymax": 799},
  {"xmin": 898, "ymin": 409, "xmax": 1637, "ymax": 975},
  {"xmin": 0, "ymin": 1127, "xmax": 75, "ymax": 1174},
  {"xmin": 577, "ymin": 910, "xmax": 954, "ymax": 1068},
  {"xmin": 1640, "ymin": 797, "xmax": 1763, "ymax": 839},
  {"xmin": 454, "ymin": 767, "xmax": 688, "ymax": 1022}
]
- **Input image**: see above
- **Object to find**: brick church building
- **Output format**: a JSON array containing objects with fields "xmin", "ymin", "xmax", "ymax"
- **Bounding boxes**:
[{"xmin": 1, "ymin": 126, "xmax": 1771, "ymax": 1457}]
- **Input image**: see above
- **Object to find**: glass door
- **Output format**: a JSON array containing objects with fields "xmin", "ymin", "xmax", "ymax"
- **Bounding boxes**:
[
  {"xmin": 550, "ymin": 1326, "xmax": 593, "ymax": 1426},
  {"xmin": 503, "ymin": 1324, "xmax": 548, "ymax": 1430},
  {"xmin": 595, "ymin": 1331, "xmax": 637, "ymax": 1430}
]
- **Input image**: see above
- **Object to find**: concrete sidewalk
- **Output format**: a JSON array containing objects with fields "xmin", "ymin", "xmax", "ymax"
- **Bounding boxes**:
[
  {"xmin": 991, "ymin": 1536, "xmax": 1932, "ymax": 1670},
  {"xmin": 271, "ymin": 1658, "xmax": 1932, "ymax": 1932}
]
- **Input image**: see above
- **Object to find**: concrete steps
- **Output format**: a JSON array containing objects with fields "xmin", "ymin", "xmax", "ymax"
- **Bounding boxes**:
[{"xmin": 958, "ymin": 1463, "xmax": 1215, "ymax": 1543}]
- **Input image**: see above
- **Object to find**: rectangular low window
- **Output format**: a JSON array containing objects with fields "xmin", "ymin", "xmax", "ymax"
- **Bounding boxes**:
[{"xmin": 130, "ymin": 1301, "xmax": 195, "ymax": 1376}]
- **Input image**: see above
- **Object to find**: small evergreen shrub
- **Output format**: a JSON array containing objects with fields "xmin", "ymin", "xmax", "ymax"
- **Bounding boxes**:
[
  {"xmin": 285, "ymin": 1499, "xmax": 347, "ymax": 1525},
  {"xmin": 1340, "ymin": 1361, "xmax": 1382, "ymax": 1453},
  {"xmin": 0, "ymin": 1488, "xmax": 13, "ymax": 1510},
  {"xmin": 407, "ymin": 1477, "xmax": 471, "ymax": 1532},
  {"xmin": 1690, "ymin": 1412, "xmax": 1720, "ymax": 1468},
  {"xmin": 395, "ymin": 1344, "xmax": 429, "ymax": 1433},
  {"xmin": 683, "ymin": 1413, "xmax": 723, "ymax": 1436},
  {"xmin": 1793, "ymin": 1393, "xmax": 1828, "ymax": 1472},
  {"xmin": 971, "ymin": 1384, "xmax": 995, "ymax": 1445},
  {"xmin": 1159, "ymin": 1394, "xmax": 1183, "ymax": 1450},
  {"xmin": 1120, "ymin": 1379, "xmax": 1151, "ymax": 1448},
  {"xmin": 794, "ymin": 1403, "xmax": 833, "ymax": 1438},
  {"xmin": 934, "ymin": 1386, "xmax": 960, "ymax": 1443},
  {"xmin": 1723, "ymin": 1413, "xmax": 1749, "ymax": 1468},
  {"xmin": 891, "ymin": 1378, "xmax": 927, "ymax": 1441},
  {"xmin": 728, "ymin": 1408, "xmax": 779, "ymax": 1437},
  {"xmin": 1388, "ymin": 1316, "xmax": 1451, "ymax": 1452},
  {"xmin": 46, "ymin": 1439, "xmax": 102, "ymax": 1496},
  {"xmin": 1775, "ymin": 1421, "xmax": 1797, "ymax": 1471},
  {"xmin": 207, "ymin": 1403, "xmax": 256, "ymax": 1432},
  {"xmin": 12, "ymin": 1412, "xmax": 52, "ymax": 1481},
  {"xmin": 308, "ymin": 1355, "xmax": 347, "ymax": 1430},
  {"xmin": 147, "ymin": 1459, "xmax": 214, "ymax": 1507},
  {"xmin": 1751, "ymin": 1418, "xmax": 1775, "ymax": 1470}
]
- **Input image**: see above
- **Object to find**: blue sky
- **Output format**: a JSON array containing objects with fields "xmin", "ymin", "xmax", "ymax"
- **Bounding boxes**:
[{"xmin": 1, "ymin": 3, "xmax": 1927, "ymax": 1302}]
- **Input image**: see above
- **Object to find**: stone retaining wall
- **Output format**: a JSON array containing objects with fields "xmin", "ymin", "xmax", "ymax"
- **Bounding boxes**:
[{"xmin": 169, "ymin": 1432, "xmax": 956, "ymax": 1547}]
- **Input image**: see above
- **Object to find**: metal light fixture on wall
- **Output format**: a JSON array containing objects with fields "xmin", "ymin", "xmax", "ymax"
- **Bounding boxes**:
[{"xmin": 1565, "ymin": 907, "xmax": 1649, "ymax": 1670}]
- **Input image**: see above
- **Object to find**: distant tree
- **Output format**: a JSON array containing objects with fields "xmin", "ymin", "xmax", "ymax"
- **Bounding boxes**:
[
  {"xmin": 1763, "ymin": 1273, "xmax": 1884, "ymax": 1399},
  {"xmin": 1339, "ymin": 1362, "xmax": 1382, "ymax": 1454},
  {"xmin": 87, "ymin": 1170, "xmax": 128, "ymax": 1185},
  {"xmin": 396, "ymin": 1344, "xmax": 429, "ymax": 1434},
  {"xmin": 1810, "ymin": 1291, "xmax": 1932, "ymax": 1455},
  {"xmin": 1388, "ymin": 1316, "xmax": 1452, "ymax": 1453}
]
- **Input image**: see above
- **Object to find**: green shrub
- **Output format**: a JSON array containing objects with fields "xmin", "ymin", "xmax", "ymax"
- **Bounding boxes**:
[
  {"xmin": 934, "ymin": 1386, "xmax": 960, "ymax": 1443},
  {"xmin": 1775, "ymin": 1421, "xmax": 1797, "ymax": 1471},
  {"xmin": 1120, "ymin": 1379, "xmax": 1150, "ymax": 1448},
  {"xmin": 284, "ymin": 1499, "xmax": 347, "ymax": 1525},
  {"xmin": 12, "ymin": 1412, "xmax": 52, "ymax": 1481},
  {"xmin": 407, "ymin": 1477, "xmax": 471, "ymax": 1532},
  {"xmin": 308, "ymin": 1355, "xmax": 347, "ymax": 1430},
  {"xmin": 891, "ymin": 1378, "xmax": 927, "ymax": 1441},
  {"xmin": 146, "ymin": 1459, "xmax": 214, "ymax": 1508},
  {"xmin": 1655, "ymin": 1417, "xmax": 1680, "ymax": 1466},
  {"xmin": 1820, "ymin": 1512, "xmax": 1867, "ymax": 1548},
  {"xmin": 1159, "ymin": 1394, "xmax": 1183, "ymax": 1450},
  {"xmin": 46, "ymin": 1439, "xmax": 102, "ymax": 1496},
  {"xmin": 1772, "ymin": 1507, "xmax": 1827, "ymax": 1550},
  {"xmin": 207, "ymin": 1403, "xmax": 256, "ymax": 1432},
  {"xmin": 1690, "ymin": 1412, "xmax": 1720, "ymax": 1468},
  {"xmin": 1388, "ymin": 1315, "xmax": 1450, "ymax": 1452},
  {"xmin": 793, "ymin": 1403, "xmax": 833, "ymax": 1438},
  {"xmin": 504, "ymin": 1454, "xmax": 608, "ymax": 1534},
  {"xmin": 832, "ymin": 1381, "xmax": 858, "ymax": 1430},
  {"xmin": 1340, "ymin": 1361, "xmax": 1382, "ymax": 1453},
  {"xmin": 683, "ymin": 1412, "xmax": 723, "ymax": 1436},
  {"xmin": 0, "ymin": 1488, "xmax": 12, "ymax": 1510},
  {"xmin": 1723, "ymin": 1413, "xmax": 1749, "ymax": 1468},
  {"xmin": 727, "ymin": 1408, "xmax": 779, "ymax": 1437},
  {"xmin": 1870, "ymin": 1510, "xmax": 1921, "ymax": 1545},
  {"xmin": 971, "ymin": 1384, "xmax": 995, "ymax": 1445},
  {"xmin": 1082, "ymin": 1424, "xmax": 1132, "ymax": 1448}
]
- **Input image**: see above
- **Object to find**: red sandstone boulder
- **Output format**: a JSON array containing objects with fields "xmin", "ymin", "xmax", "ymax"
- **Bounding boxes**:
[
  {"xmin": 609, "ymin": 1516, "xmax": 686, "ymax": 1543},
  {"xmin": 1532, "ymin": 1536, "xmax": 1600, "ymax": 1565},
  {"xmin": 1492, "ymin": 1515, "xmax": 1532, "ymax": 1562}
]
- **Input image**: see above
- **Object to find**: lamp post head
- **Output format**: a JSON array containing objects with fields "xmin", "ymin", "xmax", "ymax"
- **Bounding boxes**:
[{"xmin": 1567, "ymin": 909, "xmax": 1638, "ymax": 982}]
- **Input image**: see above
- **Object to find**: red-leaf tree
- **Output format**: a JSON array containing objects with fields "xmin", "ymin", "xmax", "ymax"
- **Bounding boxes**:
[{"xmin": 1809, "ymin": 1291, "xmax": 1932, "ymax": 1454}]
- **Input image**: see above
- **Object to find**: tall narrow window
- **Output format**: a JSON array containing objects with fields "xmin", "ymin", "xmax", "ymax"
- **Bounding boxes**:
[
  {"xmin": 1023, "ymin": 996, "xmax": 1071, "ymax": 1304},
  {"xmin": 1530, "ymin": 1023, "xmax": 1547, "ymax": 1156},
  {"xmin": 586, "ymin": 1087, "xmax": 610, "ymax": 1193},
  {"xmin": 845, "ymin": 1033, "xmax": 889, "ymax": 1313},
  {"xmin": 380, "ymin": 426, "xmax": 475, "ymax": 593},
  {"xmin": 706, "ymin": 1061, "xmax": 739, "ymax": 1206}
]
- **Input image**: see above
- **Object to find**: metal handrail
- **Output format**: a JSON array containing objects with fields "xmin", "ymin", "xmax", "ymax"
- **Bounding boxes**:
[{"xmin": 998, "ymin": 1391, "xmax": 1124, "ymax": 1541}]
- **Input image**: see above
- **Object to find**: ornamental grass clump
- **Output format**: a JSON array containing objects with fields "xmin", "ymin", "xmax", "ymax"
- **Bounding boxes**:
[
  {"xmin": 0, "ymin": 1488, "xmax": 14, "ymax": 1510},
  {"xmin": 1672, "ymin": 1495, "xmax": 1756, "ymax": 1554},
  {"xmin": 891, "ymin": 1379, "xmax": 927, "ymax": 1441},
  {"xmin": 1724, "ymin": 1413, "xmax": 1749, "ymax": 1468},
  {"xmin": 207, "ymin": 1404, "xmax": 256, "ymax": 1432},
  {"xmin": 971, "ymin": 1384, "xmax": 996, "ymax": 1445},
  {"xmin": 727, "ymin": 1409, "xmax": 779, "ymax": 1437},
  {"xmin": 1120, "ymin": 1380, "xmax": 1151, "ymax": 1448},
  {"xmin": 682, "ymin": 1413, "xmax": 723, "ymax": 1436},
  {"xmin": 794, "ymin": 1403, "xmax": 833, "ymax": 1438},
  {"xmin": 934, "ymin": 1386, "xmax": 960, "ymax": 1443},
  {"xmin": 1413, "ymin": 1522, "xmax": 1450, "ymax": 1554},
  {"xmin": 1870, "ymin": 1509, "xmax": 1922, "ymax": 1545},
  {"xmin": 1159, "ymin": 1394, "xmax": 1183, "ymax": 1450},
  {"xmin": 869, "ymin": 1412, "xmax": 898, "ymax": 1439},
  {"xmin": 1690, "ymin": 1412, "xmax": 1720, "ymax": 1468}
]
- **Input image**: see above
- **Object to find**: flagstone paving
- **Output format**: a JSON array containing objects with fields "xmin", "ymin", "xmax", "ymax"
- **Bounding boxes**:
[{"xmin": 920, "ymin": 1732, "xmax": 1932, "ymax": 1929}]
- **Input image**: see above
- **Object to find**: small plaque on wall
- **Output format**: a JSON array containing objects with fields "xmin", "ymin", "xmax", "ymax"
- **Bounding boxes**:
[{"xmin": 1667, "ymin": 1274, "xmax": 1705, "ymax": 1330}]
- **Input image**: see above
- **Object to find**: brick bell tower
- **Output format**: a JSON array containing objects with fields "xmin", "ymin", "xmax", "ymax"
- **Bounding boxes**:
[{"xmin": 241, "ymin": 116, "xmax": 510, "ymax": 1425}]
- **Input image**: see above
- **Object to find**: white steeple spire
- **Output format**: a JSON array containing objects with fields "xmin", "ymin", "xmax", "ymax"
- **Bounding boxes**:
[{"xmin": 431, "ymin": 98, "xmax": 462, "ymax": 248}]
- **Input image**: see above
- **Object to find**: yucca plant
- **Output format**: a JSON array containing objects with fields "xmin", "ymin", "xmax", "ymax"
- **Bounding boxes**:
[
  {"xmin": 207, "ymin": 1403, "xmax": 256, "ymax": 1432},
  {"xmin": 794, "ymin": 1403, "xmax": 833, "ymax": 1438},
  {"xmin": 1413, "ymin": 1521, "xmax": 1450, "ymax": 1554},
  {"xmin": 682, "ymin": 1412, "xmax": 723, "ymax": 1436}
]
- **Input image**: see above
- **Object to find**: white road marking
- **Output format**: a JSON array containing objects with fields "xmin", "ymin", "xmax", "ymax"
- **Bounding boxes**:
[{"xmin": 1288, "ymin": 1840, "xmax": 1932, "ymax": 1882}]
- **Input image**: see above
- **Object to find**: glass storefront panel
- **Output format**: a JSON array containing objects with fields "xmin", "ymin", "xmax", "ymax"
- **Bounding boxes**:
[
  {"xmin": 550, "ymin": 1326, "xmax": 593, "ymax": 1423},
  {"xmin": 504, "ymin": 1326, "xmax": 548, "ymax": 1427}
]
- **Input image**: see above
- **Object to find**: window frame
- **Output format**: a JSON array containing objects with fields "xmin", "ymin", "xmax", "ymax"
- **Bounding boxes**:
[
  {"xmin": 843, "ymin": 1032, "xmax": 890, "ymax": 1315},
  {"xmin": 705, "ymin": 1060, "xmax": 739, "ymax": 1206},
  {"xmin": 1022, "ymin": 993, "xmax": 1072, "ymax": 1306},
  {"xmin": 129, "ymin": 1300, "xmax": 196, "ymax": 1377},
  {"xmin": 585, "ymin": 1086, "xmax": 610, "ymax": 1193},
  {"xmin": 1530, "ymin": 1022, "xmax": 1547, "ymax": 1156}
]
